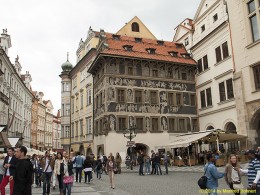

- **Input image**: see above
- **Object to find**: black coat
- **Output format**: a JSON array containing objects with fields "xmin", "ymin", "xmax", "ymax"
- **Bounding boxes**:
[
  {"xmin": 3, "ymin": 155, "xmax": 17, "ymax": 176},
  {"xmin": 13, "ymin": 159, "xmax": 33, "ymax": 195}
]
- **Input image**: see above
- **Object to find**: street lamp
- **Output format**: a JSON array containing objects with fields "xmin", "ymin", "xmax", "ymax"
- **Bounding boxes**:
[{"xmin": 123, "ymin": 125, "xmax": 137, "ymax": 170}]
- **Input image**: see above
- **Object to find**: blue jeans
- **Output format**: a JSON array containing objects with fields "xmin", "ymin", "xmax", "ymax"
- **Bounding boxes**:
[
  {"xmin": 145, "ymin": 163, "xmax": 150, "ymax": 174},
  {"xmin": 42, "ymin": 172, "xmax": 52, "ymax": 195},
  {"xmin": 63, "ymin": 183, "xmax": 72, "ymax": 195},
  {"xmin": 155, "ymin": 163, "xmax": 162, "ymax": 175},
  {"xmin": 96, "ymin": 169, "xmax": 102, "ymax": 179},
  {"xmin": 75, "ymin": 167, "xmax": 83, "ymax": 182}
]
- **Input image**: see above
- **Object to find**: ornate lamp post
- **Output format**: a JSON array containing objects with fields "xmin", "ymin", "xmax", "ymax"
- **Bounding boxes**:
[{"xmin": 123, "ymin": 125, "xmax": 137, "ymax": 170}]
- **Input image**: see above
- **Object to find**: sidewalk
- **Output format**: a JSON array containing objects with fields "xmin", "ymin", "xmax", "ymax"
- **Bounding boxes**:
[{"xmin": 122, "ymin": 163, "xmax": 248, "ymax": 173}]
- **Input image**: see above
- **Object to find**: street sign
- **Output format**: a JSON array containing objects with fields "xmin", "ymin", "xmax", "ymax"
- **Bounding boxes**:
[{"xmin": 126, "ymin": 141, "xmax": 135, "ymax": 147}]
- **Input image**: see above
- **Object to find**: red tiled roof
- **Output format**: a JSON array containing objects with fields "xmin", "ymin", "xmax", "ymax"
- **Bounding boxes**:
[{"xmin": 100, "ymin": 33, "xmax": 196, "ymax": 65}]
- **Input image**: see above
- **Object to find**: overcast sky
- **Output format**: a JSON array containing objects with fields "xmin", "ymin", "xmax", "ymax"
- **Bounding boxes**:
[{"xmin": 1, "ymin": 0, "xmax": 200, "ymax": 113}]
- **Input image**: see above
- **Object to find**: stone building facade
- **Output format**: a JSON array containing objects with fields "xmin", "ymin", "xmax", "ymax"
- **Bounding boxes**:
[{"xmin": 88, "ymin": 32, "xmax": 198, "ymax": 157}]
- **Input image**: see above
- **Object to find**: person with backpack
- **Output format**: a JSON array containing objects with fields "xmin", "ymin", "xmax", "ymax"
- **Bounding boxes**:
[
  {"xmin": 74, "ymin": 152, "xmax": 84, "ymax": 183},
  {"xmin": 204, "ymin": 153, "xmax": 225, "ymax": 195},
  {"xmin": 11, "ymin": 146, "xmax": 33, "ymax": 195},
  {"xmin": 54, "ymin": 152, "xmax": 64, "ymax": 195}
]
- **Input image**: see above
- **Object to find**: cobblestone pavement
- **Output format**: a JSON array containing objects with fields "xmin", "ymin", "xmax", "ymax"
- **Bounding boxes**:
[{"xmin": 27, "ymin": 167, "xmax": 248, "ymax": 195}]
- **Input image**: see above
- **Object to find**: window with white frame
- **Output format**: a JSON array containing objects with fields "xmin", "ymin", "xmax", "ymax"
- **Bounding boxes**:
[
  {"xmin": 80, "ymin": 92, "xmax": 83, "ymax": 109},
  {"xmin": 247, "ymin": 0, "xmax": 260, "ymax": 42},
  {"xmin": 184, "ymin": 37, "xmax": 189, "ymax": 46},
  {"xmin": 86, "ymin": 117, "xmax": 92, "ymax": 134},
  {"xmin": 197, "ymin": 55, "xmax": 209, "ymax": 73},
  {"xmin": 86, "ymin": 89, "xmax": 92, "ymax": 105},
  {"xmin": 215, "ymin": 41, "xmax": 229, "ymax": 63},
  {"xmin": 200, "ymin": 88, "xmax": 212, "ymax": 108},
  {"xmin": 253, "ymin": 64, "xmax": 260, "ymax": 90},
  {"xmin": 65, "ymin": 126, "xmax": 70, "ymax": 138},
  {"xmin": 219, "ymin": 78, "xmax": 234, "ymax": 102}
]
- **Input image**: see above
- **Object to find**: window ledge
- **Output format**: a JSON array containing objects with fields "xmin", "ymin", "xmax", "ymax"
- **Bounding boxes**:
[
  {"xmin": 199, "ymin": 105, "xmax": 213, "ymax": 111},
  {"xmin": 196, "ymin": 67, "xmax": 211, "ymax": 76},
  {"xmin": 252, "ymin": 89, "xmax": 260, "ymax": 93},
  {"xmin": 246, "ymin": 39, "xmax": 260, "ymax": 49},
  {"xmin": 214, "ymin": 56, "xmax": 231, "ymax": 66},
  {"xmin": 217, "ymin": 98, "xmax": 235, "ymax": 105}
]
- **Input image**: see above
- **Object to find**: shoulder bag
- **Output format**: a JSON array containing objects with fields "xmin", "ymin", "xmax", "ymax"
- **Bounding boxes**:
[
  {"xmin": 40, "ymin": 161, "xmax": 50, "ymax": 182},
  {"xmin": 198, "ymin": 165, "xmax": 208, "ymax": 189}
]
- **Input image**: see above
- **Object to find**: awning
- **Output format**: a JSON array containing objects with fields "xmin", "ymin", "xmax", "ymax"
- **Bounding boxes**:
[
  {"xmin": 164, "ymin": 131, "xmax": 212, "ymax": 148},
  {"xmin": 0, "ymin": 127, "xmax": 5, "ymax": 132},
  {"xmin": 157, "ymin": 129, "xmax": 247, "ymax": 149},
  {"xmin": 8, "ymin": 138, "xmax": 19, "ymax": 147}
]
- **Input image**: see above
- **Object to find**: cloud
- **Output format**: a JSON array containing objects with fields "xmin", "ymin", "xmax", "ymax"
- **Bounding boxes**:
[{"xmin": 1, "ymin": 0, "xmax": 200, "ymax": 113}]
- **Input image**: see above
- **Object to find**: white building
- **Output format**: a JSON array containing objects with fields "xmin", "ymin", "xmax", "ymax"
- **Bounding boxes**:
[
  {"xmin": 227, "ymin": 0, "xmax": 260, "ymax": 148},
  {"xmin": 0, "ymin": 29, "xmax": 33, "ymax": 147},
  {"xmin": 174, "ymin": 0, "xmax": 239, "ymax": 151}
]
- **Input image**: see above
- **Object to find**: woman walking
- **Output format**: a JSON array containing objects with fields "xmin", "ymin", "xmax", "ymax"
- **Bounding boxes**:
[
  {"xmin": 54, "ymin": 152, "xmax": 64, "ymax": 195},
  {"xmin": 83, "ymin": 156, "xmax": 93, "ymax": 184},
  {"xmin": 225, "ymin": 154, "xmax": 243, "ymax": 195},
  {"xmin": 63, "ymin": 156, "xmax": 74, "ymax": 195},
  {"xmin": 0, "ymin": 154, "xmax": 5, "ymax": 184},
  {"xmin": 107, "ymin": 156, "xmax": 116, "ymax": 189}
]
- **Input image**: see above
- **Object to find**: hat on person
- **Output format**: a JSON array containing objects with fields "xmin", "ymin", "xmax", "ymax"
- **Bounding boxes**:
[{"xmin": 245, "ymin": 149, "xmax": 256, "ymax": 155}]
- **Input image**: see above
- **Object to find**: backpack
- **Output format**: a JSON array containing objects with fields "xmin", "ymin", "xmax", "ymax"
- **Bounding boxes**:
[{"xmin": 198, "ymin": 165, "xmax": 208, "ymax": 189}]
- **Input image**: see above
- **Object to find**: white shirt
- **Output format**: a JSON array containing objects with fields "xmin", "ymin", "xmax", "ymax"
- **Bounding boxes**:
[
  {"xmin": 231, "ymin": 168, "xmax": 240, "ymax": 182},
  {"xmin": 44, "ymin": 158, "xmax": 52, "ymax": 173},
  {"xmin": 6, "ymin": 156, "xmax": 12, "ymax": 176}
]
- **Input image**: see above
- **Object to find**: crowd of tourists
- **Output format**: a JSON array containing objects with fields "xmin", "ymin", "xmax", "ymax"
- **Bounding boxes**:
[{"xmin": 0, "ymin": 148, "xmax": 123, "ymax": 195}]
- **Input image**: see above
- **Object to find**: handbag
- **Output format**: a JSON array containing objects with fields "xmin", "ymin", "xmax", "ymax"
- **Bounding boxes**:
[
  {"xmin": 198, "ymin": 165, "xmax": 208, "ymax": 189},
  {"xmin": 63, "ymin": 176, "xmax": 74, "ymax": 184},
  {"xmin": 233, "ymin": 183, "xmax": 244, "ymax": 190},
  {"xmin": 113, "ymin": 168, "xmax": 118, "ymax": 174},
  {"xmin": 40, "ymin": 161, "xmax": 50, "ymax": 182}
]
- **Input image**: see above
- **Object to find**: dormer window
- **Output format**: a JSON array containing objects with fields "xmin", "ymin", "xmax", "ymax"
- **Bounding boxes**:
[
  {"xmin": 201, "ymin": 25, "xmax": 205, "ymax": 32},
  {"xmin": 168, "ymin": 51, "xmax": 178, "ymax": 57},
  {"xmin": 146, "ymin": 48, "xmax": 156, "ymax": 54},
  {"xmin": 135, "ymin": 37, "xmax": 142, "ymax": 43},
  {"xmin": 176, "ymin": 43, "xmax": 183, "ymax": 49},
  {"xmin": 123, "ymin": 45, "xmax": 133, "ymax": 51},
  {"xmin": 181, "ymin": 53, "xmax": 191, "ymax": 59},
  {"xmin": 132, "ymin": 22, "xmax": 140, "ymax": 32},
  {"xmin": 157, "ymin": 40, "xmax": 164, "ymax": 46},
  {"xmin": 112, "ymin": 34, "xmax": 121, "ymax": 40}
]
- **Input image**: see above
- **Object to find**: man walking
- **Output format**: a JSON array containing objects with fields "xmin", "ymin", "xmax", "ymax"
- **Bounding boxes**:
[
  {"xmin": 0, "ymin": 147, "xmax": 17, "ymax": 195},
  {"xmin": 115, "ymin": 152, "xmax": 122, "ymax": 174},
  {"xmin": 74, "ymin": 152, "xmax": 84, "ymax": 183},
  {"xmin": 40, "ymin": 151, "xmax": 54, "ymax": 195},
  {"xmin": 205, "ymin": 153, "xmax": 225, "ymax": 195},
  {"xmin": 163, "ymin": 153, "xmax": 169, "ymax": 175},
  {"xmin": 236, "ymin": 150, "xmax": 260, "ymax": 195},
  {"xmin": 151, "ymin": 150, "xmax": 156, "ymax": 175},
  {"xmin": 11, "ymin": 146, "xmax": 33, "ymax": 195},
  {"xmin": 154, "ymin": 152, "xmax": 162, "ymax": 175}
]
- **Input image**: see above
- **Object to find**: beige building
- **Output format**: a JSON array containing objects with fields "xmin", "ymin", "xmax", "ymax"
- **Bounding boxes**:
[
  {"xmin": 31, "ymin": 92, "xmax": 38, "ymax": 149},
  {"xmin": 43, "ymin": 100, "xmax": 54, "ymax": 150},
  {"xmin": 52, "ymin": 110, "xmax": 62, "ymax": 152},
  {"xmin": 227, "ymin": 0, "xmax": 260, "ymax": 147},
  {"xmin": 60, "ymin": 28, "xmax": 99, "ymax": 155}
]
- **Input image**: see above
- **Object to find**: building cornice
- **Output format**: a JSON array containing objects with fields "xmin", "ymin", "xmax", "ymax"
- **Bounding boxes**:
[
  {"xmin": 214, "ymin": 69, "xmax": 233, "ymax": 80},
  {"xmin": 199, "ymin": 105, "xmax": 236, "ymax": 117},
  {"xmin": 196, "ymin": 79, "xmax": 212, "ymax": 89}
]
